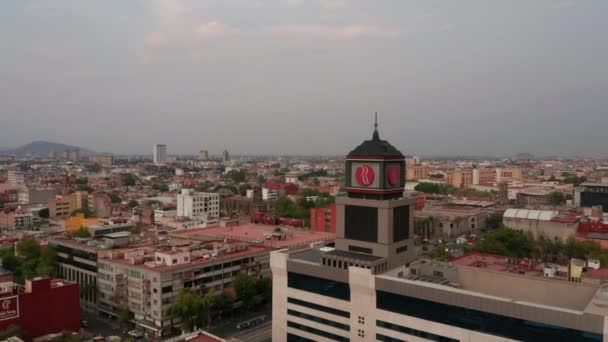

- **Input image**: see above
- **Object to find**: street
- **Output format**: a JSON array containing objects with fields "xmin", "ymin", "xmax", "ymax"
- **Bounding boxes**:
[{"xmin": 226, "ymin": 321, "xmax": 272, "ymax": 342}]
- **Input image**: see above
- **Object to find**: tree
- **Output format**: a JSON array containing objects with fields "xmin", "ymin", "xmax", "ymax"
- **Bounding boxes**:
[
  {"xmin": 255, "ymin": 277, "xmax": 272, "ymax": 304},
  {"xmin": 224, "ymin": 170, "xmax": 246, "ymax": 183},
  {"xmin": 0, "ymin": 325, "xmax": 24, "ymax": 340},
  {"xmin": 127, "ymin": 200, "xmax": 139, "ymax": 209},
  {"xmin": 17, "ymin": 236, "xmax": 41, "ymax": 260},
  {"xmin": 71, "ymin": 207, "xmax": 92, "ymax": 218},
  {"xmin": 256, "ymin": 175, "xmax": 266, "ymax": 184},
  {"xmin": 472, "ymin": 228, "xmax": 533, "ymax": 258},
  {"xmin": 1, "ymin": 252, "xmax": 19, "ymax": 272},
  {"xmin": 123, "ymin": 173, "xmax": 137, "ymax": 187},
  {"xmin": 233, "ymin": 272, "xmax": 260, "ymax": 311},
  {"xmin": 167, "ymin": 290, "xmax": 205, "ymax": 332},
  {"xmin": 547, "ymin": 191, "xmax": 566, "ymax": 206},
  {"xmin": 117, "ymin": 308, "xmax": 134, "ymax": 327},
  {"xmin": 38, "ymin": 208, "xmax": 50, "ymax": 218},
  {"xmin": 109, "ymin": 193, "xmax": 122, "ymax": 204},
  {"xmin": 71, "ymin": 228, "xmax": 91, "ymax": 238},
  {"xmin": 36, "ymin": 247, "xmax": 57, "ymax": 277},
  {"xmin": 486, "ymin": 213, "xmax": 502, "ymax": 229},
  {"xmin": 414, "ymin": 182, "xmax": 457, "ymax": 195},
  {"xmin": 429, "ymin": 243, "xmax": 452, "ymax": 262}
]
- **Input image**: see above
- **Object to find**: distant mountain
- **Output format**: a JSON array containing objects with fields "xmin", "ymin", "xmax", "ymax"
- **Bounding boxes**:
[{"xmin": 5, "ymin": 141, "xmax": 95, "ymax": 156}]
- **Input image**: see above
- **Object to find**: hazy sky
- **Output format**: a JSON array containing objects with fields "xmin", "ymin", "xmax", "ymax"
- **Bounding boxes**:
[{"xmin": 1, "ymin": 0, "xmax": 607, "ymax": 157}]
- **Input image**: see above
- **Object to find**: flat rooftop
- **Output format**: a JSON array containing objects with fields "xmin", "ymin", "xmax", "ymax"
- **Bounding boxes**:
[
  {"xmin": 103, "ymin": 244, "xmax": 270, "ymax": 272},
  {"xmin": 452, "ymin": 252, "xmax": 542, "ymax": 273},
  {"xmin": 174, "ymin": 223, "xmax": 335, "ymax": 249}
]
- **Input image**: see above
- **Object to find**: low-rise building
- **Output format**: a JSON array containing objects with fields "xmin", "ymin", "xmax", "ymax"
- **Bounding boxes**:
[
  {"xmin": 503, "ymin": 208, "xmax": 580, "ymax": 241},
  {"xmin": 0, "ymin": 278, "xmax": 80, "ymax": 340},
  {"xmin": 414, "ymin": 205, "xmax": 488, "ymax": 240}
]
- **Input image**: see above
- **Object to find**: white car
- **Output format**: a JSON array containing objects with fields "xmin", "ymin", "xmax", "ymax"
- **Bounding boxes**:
[{"xmin": 128, "ymin": 330, "xmax": 144, "ymax": 338}]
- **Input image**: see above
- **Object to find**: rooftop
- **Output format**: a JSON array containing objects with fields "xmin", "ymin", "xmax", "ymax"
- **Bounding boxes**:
[
  {"xmin": 103, "ymin": 243, "xmax": 270, "ymax": 272},
  {"xmin": 173, "ymin": 223, "xmax": 334, "ymax": 249}
]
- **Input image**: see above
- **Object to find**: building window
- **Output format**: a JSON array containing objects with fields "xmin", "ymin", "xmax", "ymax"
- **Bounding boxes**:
[
  {"xmin": 287, "ymin": 297, "xmax": 350, "ymax": 318},
  {"xmin": 287, "ymin": 321, "xmax": 349, "ymax": 342},
  {"xmin": 377, "ymin": 320, "xmax": 458, "ymax": 342},
  {"xmin": 287, "ymin": 309, "xmax": 349, "ymax": 331},
  {"xmin": 358, "ymin": 316, "xmax": 365, "ymax": 324},
  {"xmin": 396, "ymin": 245, "xmax": 408, "ymax": 254},
  {"xmin": 348, "ymin": 245, "xmax": 373, "ymax": 254},
  {"xmin": 287, "ymin": 333, "xmax": 316, "ymax": 342},
  {"xmin": 376, "ymin": 291, "xmax": 601, "ymax": 342},
  {"xmin": 358, "ymin": 329, "xmax": 365, "ymax": 338},
  {"xmin": 287, "ymin": 272, "xmax": 350, "ymax": 301}
]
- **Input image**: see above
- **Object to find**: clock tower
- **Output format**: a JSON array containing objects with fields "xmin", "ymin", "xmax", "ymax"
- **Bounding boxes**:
[{"xmin": 323, "ymin": 114, "xmax": 415, "ymax": 271}]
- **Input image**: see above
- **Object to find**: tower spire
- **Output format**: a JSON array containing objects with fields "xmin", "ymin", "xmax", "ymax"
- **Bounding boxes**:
[{"xmin": 372, "ymin": 112, "xmax": 379, "ymax": 140}]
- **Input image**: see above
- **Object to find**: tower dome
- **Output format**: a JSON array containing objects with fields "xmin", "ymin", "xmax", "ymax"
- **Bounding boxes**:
[{"xmin": 344, "ymin": 114, "xmax": 406, "ymax": 200}]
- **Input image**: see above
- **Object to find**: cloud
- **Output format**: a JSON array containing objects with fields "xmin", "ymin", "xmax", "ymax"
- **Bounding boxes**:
[
  {"xmin": 196, "ymin": 21, "xmax": 240, "ymax": 40},
  {"xmin": 143, "ymin": 21, "xmax": 240, "ymax": 49},
  {"xmin": 553, "ymin": 0, "xmax": 577, "ymax": 9},
  {"xmin": 269, "ymin": 24, "xmax": 397, "ymax": 41},
  {"xmin": 286, "ymin": 0, "xmax": 349, "ymax": 10}
]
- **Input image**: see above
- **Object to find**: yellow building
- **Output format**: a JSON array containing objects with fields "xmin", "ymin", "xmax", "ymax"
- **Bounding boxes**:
[
  {"xmin": 64, "ymin": 213, "xmax": 101, "ymax": 233},
  {"xmin": 48, "ymin": 192, "xmax": 86, "ymax": 219}
]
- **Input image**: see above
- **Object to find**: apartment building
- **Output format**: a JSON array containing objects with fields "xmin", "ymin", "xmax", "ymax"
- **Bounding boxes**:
[
  {"xmin": 96, "ymin": 241, "xmax": 270, "ymax": 337},
  {"xmin": 176, "ymin": 189, "xmax": 220, "ymax": 220},
  {"xmin": 88, "ymin": 155, "xmax": 114, "ymax": 166},
  {"xmin": 7, "ymin": 171, "xmax": 25, "ymax": 189},
  {"xmin": 48, "ymin": 192, "xmax": 85, "ymax": 218},
  {"xmin": 271, "ymin": 125, "xmax": 606, "ymax": 342}
]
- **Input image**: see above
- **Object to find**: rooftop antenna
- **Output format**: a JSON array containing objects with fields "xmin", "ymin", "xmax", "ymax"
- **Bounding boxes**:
[{"xmin": 373, "ymin": 112, "xmax": 380, "ymax": 140}]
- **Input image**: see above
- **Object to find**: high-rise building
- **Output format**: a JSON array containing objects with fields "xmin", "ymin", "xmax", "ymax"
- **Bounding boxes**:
[
  {"xmin": 271, "ymin": 120, "xmax": 607, "ymax": 342},
  {"xmin": 198, "ymin": 149, "xmax": 209, "ymax": 161},
  {"xmin": 222, "ymin": 149, "xmax": 230, "ymax": 163},
  {"xmin": 153, "ymin": 144, "xmax": 167, "ymax": 165}
]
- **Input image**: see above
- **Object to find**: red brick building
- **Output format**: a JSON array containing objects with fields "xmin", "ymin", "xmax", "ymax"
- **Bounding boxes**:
[
  {"xmin": 0, "ymin": 278, "xmax": 80, "ymax": 341},
  {"xmin": 310, "ymin": 203, "xmax": 337, "ymax": 233}
]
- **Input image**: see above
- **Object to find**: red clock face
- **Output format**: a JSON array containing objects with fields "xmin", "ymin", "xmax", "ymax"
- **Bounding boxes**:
[
  {"xmin": 355, "ymin": 164, "xmax": 375, "ymax": 186},
  {"xmin": 388, "ymin": 164, "xmax": 401, "ymax": 186}
]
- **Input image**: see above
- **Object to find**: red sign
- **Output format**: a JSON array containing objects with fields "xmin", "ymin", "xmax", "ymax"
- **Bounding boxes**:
[
  {"xmin": 388, "ymin": 164, "xmax": 401, "ymax": 186},
  {"xmin": 0, "ymin": 296, "xmax": 19, "ymax": 321},
  {"xmin": 355, "ymin": 164, "xmax": 375, "ymax": 186}
]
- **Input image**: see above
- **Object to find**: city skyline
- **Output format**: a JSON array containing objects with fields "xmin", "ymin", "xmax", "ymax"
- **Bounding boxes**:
[{"xmin": 2, "ymin": 0, "xmax": 608, "ymax": 156}]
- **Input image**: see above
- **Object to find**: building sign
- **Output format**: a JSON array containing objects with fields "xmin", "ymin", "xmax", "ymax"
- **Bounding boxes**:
[
  {"xmin": 354, "ymin": 164, "xmax": 376, "ymax": 186},
  {"xmin": 387, "ymin": 164, "xmax": 401, "ymax": 186},
  {"xmin": 0, "ymin": 295, "xmax": 19, "ymax": 321}
]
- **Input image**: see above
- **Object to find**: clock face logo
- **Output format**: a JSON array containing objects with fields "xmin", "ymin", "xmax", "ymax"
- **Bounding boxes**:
[
  {"xmin": 355, "ymin": 164, "xmax": 375, "ymax": 186},
  {"xmin": 388, "ymin": 164, "xmax": 401, "ymax": 186}
]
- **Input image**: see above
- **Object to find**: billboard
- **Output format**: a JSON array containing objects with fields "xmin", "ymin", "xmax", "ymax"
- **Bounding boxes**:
[{"xmin": 0, "ymin": 295, "xmax": 19, "ymax": 321}]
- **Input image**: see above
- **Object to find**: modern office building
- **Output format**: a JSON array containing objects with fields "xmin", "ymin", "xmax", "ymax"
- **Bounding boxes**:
[
  {"xmin": 222, "ymin": 149, "xmax": 230, "ymax": 164},
  {"xmin": 49, "ymin": 236, "xmax": 100, "ymax": 307},
  {"xmin": 271, "ymin": 122, "xmax": 608, "ymax": 342},
  {"xmin": 576, "ymin": 183, "xmax": 608, "ymax": 212},
  {"xmin": 154, "ymin": 144, "xmax": 167, "ymax": 165},
  {"xmin": 176, "ymin": 189, "xmax": 220, "ymax": 220}
]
